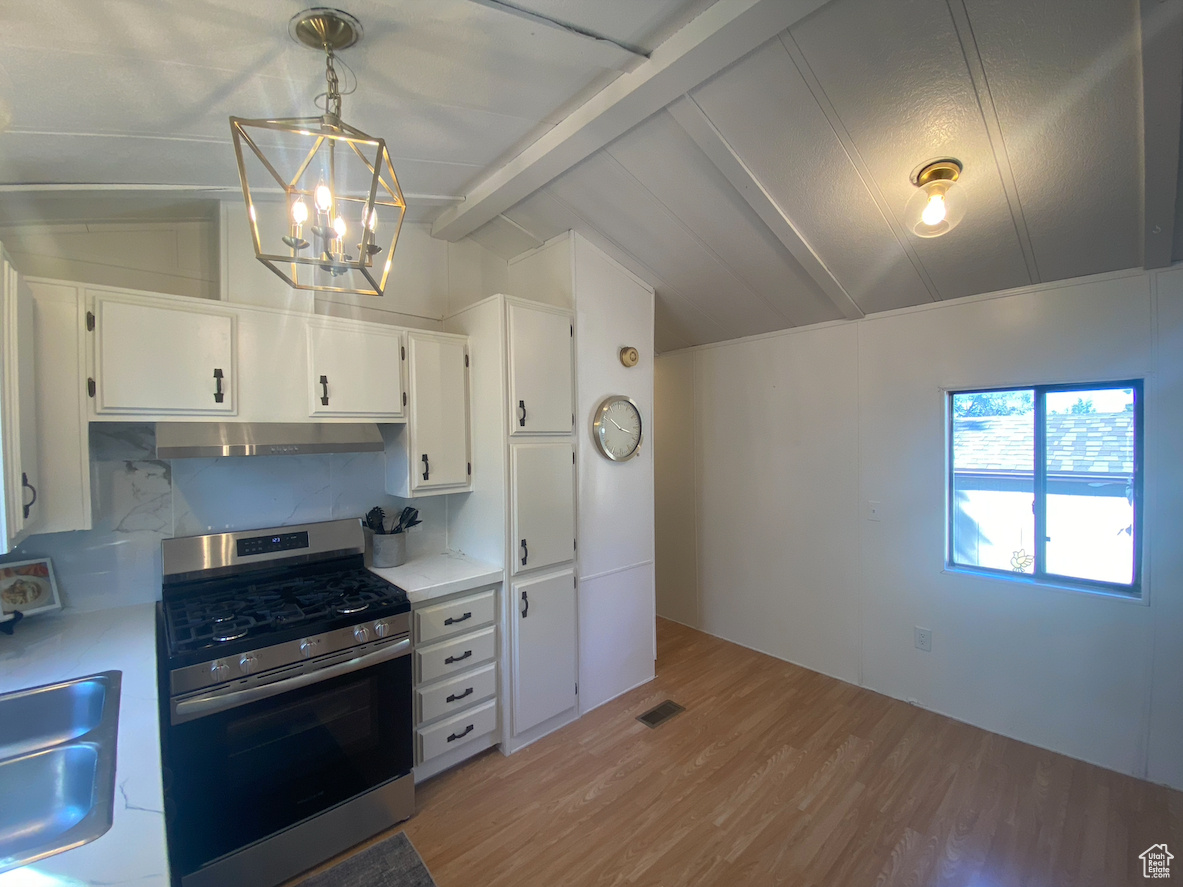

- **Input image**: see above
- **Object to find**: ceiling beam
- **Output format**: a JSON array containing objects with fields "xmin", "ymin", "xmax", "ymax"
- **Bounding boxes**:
[
  {"xmin": 1139, "ymin": 0, "xmax": 1183, "ymax": 269},
  {"xmin": 431, "ymin": 0, "xmax": 830, "ymax": 241},
  {"xmin": 667, "ymin": 95, "xmax": 864, "ymax": 321}
]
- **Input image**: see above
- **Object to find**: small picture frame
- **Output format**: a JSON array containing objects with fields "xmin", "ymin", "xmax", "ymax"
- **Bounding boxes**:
[{"xmin": 0, "ymin": 558, "xmax": 61, "ymax": 620}]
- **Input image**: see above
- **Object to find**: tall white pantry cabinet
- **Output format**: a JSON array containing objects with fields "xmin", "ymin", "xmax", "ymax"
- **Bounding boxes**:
[
  {"xmin": 446, "ymin": 295, "xmax": 580, "ymax": 753},
  {"xmin": 447, "ymin": 230, "xmax": 657, "ymax": 754}
]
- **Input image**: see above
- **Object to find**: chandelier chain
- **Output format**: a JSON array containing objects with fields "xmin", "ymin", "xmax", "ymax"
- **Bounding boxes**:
[{"xmin": 324, "ymin": 46, "xmax": 342, "ymax": 119}]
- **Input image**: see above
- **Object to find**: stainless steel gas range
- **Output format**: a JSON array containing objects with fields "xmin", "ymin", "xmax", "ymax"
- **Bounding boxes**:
[{"xmin": 158, "ymin": 518, "xmax": 414, "ymax": 887}]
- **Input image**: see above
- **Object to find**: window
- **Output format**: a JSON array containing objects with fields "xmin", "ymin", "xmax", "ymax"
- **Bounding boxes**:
[{"xmin": 947, "ymin": 381, "xmax": 1143, "ymax": 596}]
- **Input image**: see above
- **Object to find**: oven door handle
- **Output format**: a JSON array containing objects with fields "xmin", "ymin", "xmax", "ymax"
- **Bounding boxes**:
[{"xmin": 172, "ymin": 636, "xmax": 411, "ymax": 725}]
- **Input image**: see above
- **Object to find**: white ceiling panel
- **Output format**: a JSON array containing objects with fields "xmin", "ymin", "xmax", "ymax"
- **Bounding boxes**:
[
  {"xmin": 606, "ymin": 110, "xmax": 843, "ymax": 328},
  {"xmin": 467, "ymin": 215, "xmax": 544, "ymax": 259},
  {"xmin": 548, "ymin": 150, "xmax": 791, "ymax": 341},
  {"xmin": 961, "ymin": 0, "xmax": 1143, "ymax": 282},
  {"xmin": 690, "ymin": 39, "xmax": 931, "ymax": 315},
  {"xmin": 504, "ymin": 0, "xmax": 718, "ymax": 52},
  {"xmin": 502, "ymin": 190, "xmax": 584, "ymax": 243},
  {"xmin": 788, "ymin": 0, "xmax": 1032, "ymax": 301}
]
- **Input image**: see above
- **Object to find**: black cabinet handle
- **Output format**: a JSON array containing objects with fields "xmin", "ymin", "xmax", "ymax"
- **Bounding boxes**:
[
  {"xmin": 444, "ymin": 612, "xmax": 472, "ymax": 626},
  {"xmin": 21, "ymin": 473, "xmax": 36, "ymax": 520},
  {"xmin": 213, "ymin": 368, "xmax": 224, "ymax": 404},
  {"xmin": 319, "ymin": 374, "xmax": 330, "ymax": 406},
  {"xmin": 447, "ymin": 724, "xmax": 474, "ymax": 743},
  {"xmin": 446, "ymin": 687, "xmax": 474, "ymax": 704},
  {"xmin": 445, "ymin": 650, "xmax": 473, "ymax": 665},
  {"xmin": 520, "ymin": 538, "xmax": 528, "ymax": 566},
  {"xmin": 519, "ymin": 399, "xmax": 527, "ymax": 427},
  {"xmin": 521, "ymin": 590, "xmax": 529, "ymax": 618},
  {"xmin": 422, "ymin": 453, "xmax": 430, "ymax": 481}
]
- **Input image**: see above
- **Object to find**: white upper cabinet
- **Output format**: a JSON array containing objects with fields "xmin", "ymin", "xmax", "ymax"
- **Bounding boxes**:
[
  {"xmin": 0, "ymin": 250, "xmax": 41, "ymax": 551},
  {"xmin": 511, "ymin": 441, "xmax": 575, "ymax": 576},
  {"xmin": 386, "ymin": 330, "xmax": 471, "ymax": 497},
  {"xmin": 306, "ymin": 319, "xmax": 405, "ymax": 418},
  {"xmin": 507, "ymin": 302, "xmax": 573, "ymax": 435},
  {"xmin": 511, "ymin": 568, "xmax": 577, "ymax": 735},
  {"xmin": 91, "ymin": 293, "xmax": 236, "ymax": 416}
]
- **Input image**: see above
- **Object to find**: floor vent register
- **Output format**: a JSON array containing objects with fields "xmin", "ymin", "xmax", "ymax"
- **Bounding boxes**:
[{"xmin": 637, "ymin": 700, "xmax": 685, "ymax": 729}]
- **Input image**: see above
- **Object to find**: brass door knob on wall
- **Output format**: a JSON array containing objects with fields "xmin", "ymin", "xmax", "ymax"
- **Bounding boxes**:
[{"xmin": 619, "ymin": 346, "xmax": 639, "ymax": 368}]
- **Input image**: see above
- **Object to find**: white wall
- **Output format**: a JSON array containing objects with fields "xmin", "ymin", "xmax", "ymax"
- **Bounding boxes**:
[
  {"xmin": 572, "ymin": 235, "xmax": 656, "ymax": 711},
  {"xmin": 0, "ymin": 218, "xmax": 220, "ymax": 300},
  {"xmin": 656, "ymin": 267, "xmax": 1183, "ymax": 789}
]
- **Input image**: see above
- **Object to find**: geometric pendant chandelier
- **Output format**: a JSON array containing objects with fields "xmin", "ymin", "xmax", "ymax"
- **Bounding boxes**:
[{"xmin": 230, "ymin": 8, "xmax": 405, "ymax": 296}]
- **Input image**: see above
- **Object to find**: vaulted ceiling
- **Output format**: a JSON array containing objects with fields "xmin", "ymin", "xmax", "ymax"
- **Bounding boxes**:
[{"xmin": 1, "ymin": 0, "xmax": 1179, "ymax": 353}]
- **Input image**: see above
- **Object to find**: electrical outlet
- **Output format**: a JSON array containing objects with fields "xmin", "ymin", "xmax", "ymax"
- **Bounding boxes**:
[
  {"xmin": 914, "ymin": 626, "xmax": 932, "ymax": 653},
  {"xmin": 867, "ymin": 500, "xmax": 882, "ymax": 521}
]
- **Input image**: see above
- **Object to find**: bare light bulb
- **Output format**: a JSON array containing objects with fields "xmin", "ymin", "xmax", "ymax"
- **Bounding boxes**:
[
  {"xmin": 333, "ymin": 216, "xmax": 347, "ymax": 239},
  {"xmin": 291, "ymin": 200, "xmax": 308, "ymax": 225},
  {"xmin": 904, "ymin": 160, "xmax": 966, "ymax": 238},
  {"xmin": 921, "ymin": 194, "xmax": 946, "ymax": 227},
  {"xmin": 367, "ymin": 208, "xmax": 378, "ymax": 232},
  {"xmin": 315, "ymin": 183, "xmax": 332, "ymax": 213}
]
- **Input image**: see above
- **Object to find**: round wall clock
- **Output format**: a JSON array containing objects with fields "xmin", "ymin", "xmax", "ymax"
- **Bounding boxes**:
[{"xmin": 592, "ymin": 395, "xmax": 643, "ymax": 462}]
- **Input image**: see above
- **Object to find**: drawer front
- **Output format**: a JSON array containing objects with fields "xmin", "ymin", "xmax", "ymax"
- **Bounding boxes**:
[
  {"xmin": 416, "ymin": 626, "xmax": 496, "ymax": 684},
  {"xmin": 415, "ymin": 589, "xmax": 496, "ymax": 645},
  {"xmin": 417, "ymin": 663, "xmax": 497, "ymax": 724},
  {"xmin": 418, "ymin": 699, "xmax": 498, "ymax": 763}
]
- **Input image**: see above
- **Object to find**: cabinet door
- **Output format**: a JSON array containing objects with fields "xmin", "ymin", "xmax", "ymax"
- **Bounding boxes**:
[
  {"xmin": 307, "ymin": 321, "xmax": 404, "ymax": 417},
  {"xmin": 93, "ymin": 295, "xmax": 236, "ymax": 415},
  {"xmin": 408, "ymin": 332, "xmax": 469, "ymax": 491},
  {"xmin": 512, "ymin": 569, "xmax": 576, "ymax": 735},
  {"xmin": 0, "ymin": 257, "xmax": 39, "ymax": 549},
  {"xmin": 507, "ymin": 303, "xmax": 573, "ymax": 434},
  {"xmin": 511, "ymin": 442, "xmax": 575, "ymax": 576}
]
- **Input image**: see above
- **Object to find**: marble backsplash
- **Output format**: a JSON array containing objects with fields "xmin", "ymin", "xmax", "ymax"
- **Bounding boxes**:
[{"xmin": 2, "ymin": 424, "xmax": 447, "ymax": 611}]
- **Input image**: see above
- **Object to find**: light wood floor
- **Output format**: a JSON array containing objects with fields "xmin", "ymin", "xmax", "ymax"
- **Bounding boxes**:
[{"xmin": 305, "ymin": 618, "xmax": 1183, "ymax": 886}]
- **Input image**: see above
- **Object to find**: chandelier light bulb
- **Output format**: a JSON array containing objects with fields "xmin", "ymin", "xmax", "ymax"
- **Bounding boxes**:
[
  {"xmin": 333, "ymin": 216, "xmax": 347, "ymax": 239},
  {"xmin": 904, "ymin": 159, "xmax": 966, "ymax": 238},
  {"xmin": 367, "ymin": 208, "xmax": 378, "ymax": 232},
  {"xmin": 291, "ymin": 200, "xmax": 309, "ymax": 225},
  {"xmin": 315, "ymin": 183, "xmax": 333, "ymax": 214}
]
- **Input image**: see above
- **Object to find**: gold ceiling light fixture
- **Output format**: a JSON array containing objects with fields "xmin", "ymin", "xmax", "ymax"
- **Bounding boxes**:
[
  {"xmin": 903, "ymin": 159, "xmax": 966, "ymax": 238},
  {"xmin": 230, "ymin": 7, "xmax": 405, "ymax": 296}
]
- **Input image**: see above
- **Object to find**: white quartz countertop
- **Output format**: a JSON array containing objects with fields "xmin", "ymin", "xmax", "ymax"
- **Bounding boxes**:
[
  {"xmin": 369, "ymin": 551, "xmax": 502, "ymax": 604},
  {"xmin": 0, "ymin": 603, "xmax": 170, "ymax": 887}
]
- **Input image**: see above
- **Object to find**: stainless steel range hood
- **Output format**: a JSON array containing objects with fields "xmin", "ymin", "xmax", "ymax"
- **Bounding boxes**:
[{"xmin": 155, "ymin": 422, "xmax": 385, "ymax": 459}]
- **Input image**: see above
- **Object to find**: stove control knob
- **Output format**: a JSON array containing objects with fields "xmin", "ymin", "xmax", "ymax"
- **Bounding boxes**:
[
  {"xmin": 354, "ymin": 625, "xmax": 370, "ymax": 643},
  {"xmin": 209, "ymin": 662, "xmax": 230, "ymax": 682},
  {"xmin": 239, "ymin": 654, "xmax": 258, "ymax": 674},
  {"xmin": 299, "ymin": 641, "xmax": 314, "ymax": 659},
  {"xmin": 374, "ymin": 621, "xmax": 389, "ymax": 638}
]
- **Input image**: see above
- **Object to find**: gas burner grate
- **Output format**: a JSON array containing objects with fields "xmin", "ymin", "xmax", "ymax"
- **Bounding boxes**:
[{"xmin": 164, "ymin": 567, "xmax": 407, "ymax": 656}]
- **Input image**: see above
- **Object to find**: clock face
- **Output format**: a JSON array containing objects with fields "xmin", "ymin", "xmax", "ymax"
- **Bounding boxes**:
[{"xmin": 594, "ymin": 396, "xmax": 642, "ymax": 461}]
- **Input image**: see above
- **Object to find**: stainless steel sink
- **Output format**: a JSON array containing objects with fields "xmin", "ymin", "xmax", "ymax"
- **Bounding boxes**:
[
  {"xmin": 0, "ymin": 671, "xmax": 121, "ymax": 874},
  {"xmin": 0, "ymin": 673, "xmax": 111, "ymax": 760}
]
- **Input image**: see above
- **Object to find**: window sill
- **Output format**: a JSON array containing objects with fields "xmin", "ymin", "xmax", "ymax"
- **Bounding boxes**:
[{"xmin": 941, "ymin": 566, "xmax": 1147, "ymax": 605}]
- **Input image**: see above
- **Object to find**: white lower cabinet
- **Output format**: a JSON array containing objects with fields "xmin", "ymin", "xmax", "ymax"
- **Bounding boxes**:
[
  {"xmin": 417, "ymin": 699, "xmax": 498, "ymax": 763},
  {"xmin": 511, "ymin": 568, "xmax": 577, "ymax": 735},
  {"xmin": 412, "ymin": 584, "xmax": 501, "ymax": 778}
]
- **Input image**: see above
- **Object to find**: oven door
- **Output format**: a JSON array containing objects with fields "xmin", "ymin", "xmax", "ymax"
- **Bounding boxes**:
[{"xmin": 165, "ymin": 642, "xmax": 412, "ymax": 877}]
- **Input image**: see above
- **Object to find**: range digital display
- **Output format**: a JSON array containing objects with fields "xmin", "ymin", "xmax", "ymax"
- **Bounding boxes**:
[{"xmin": 236, "ymin": 531, "xmax": 310, "ymax": 557}]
